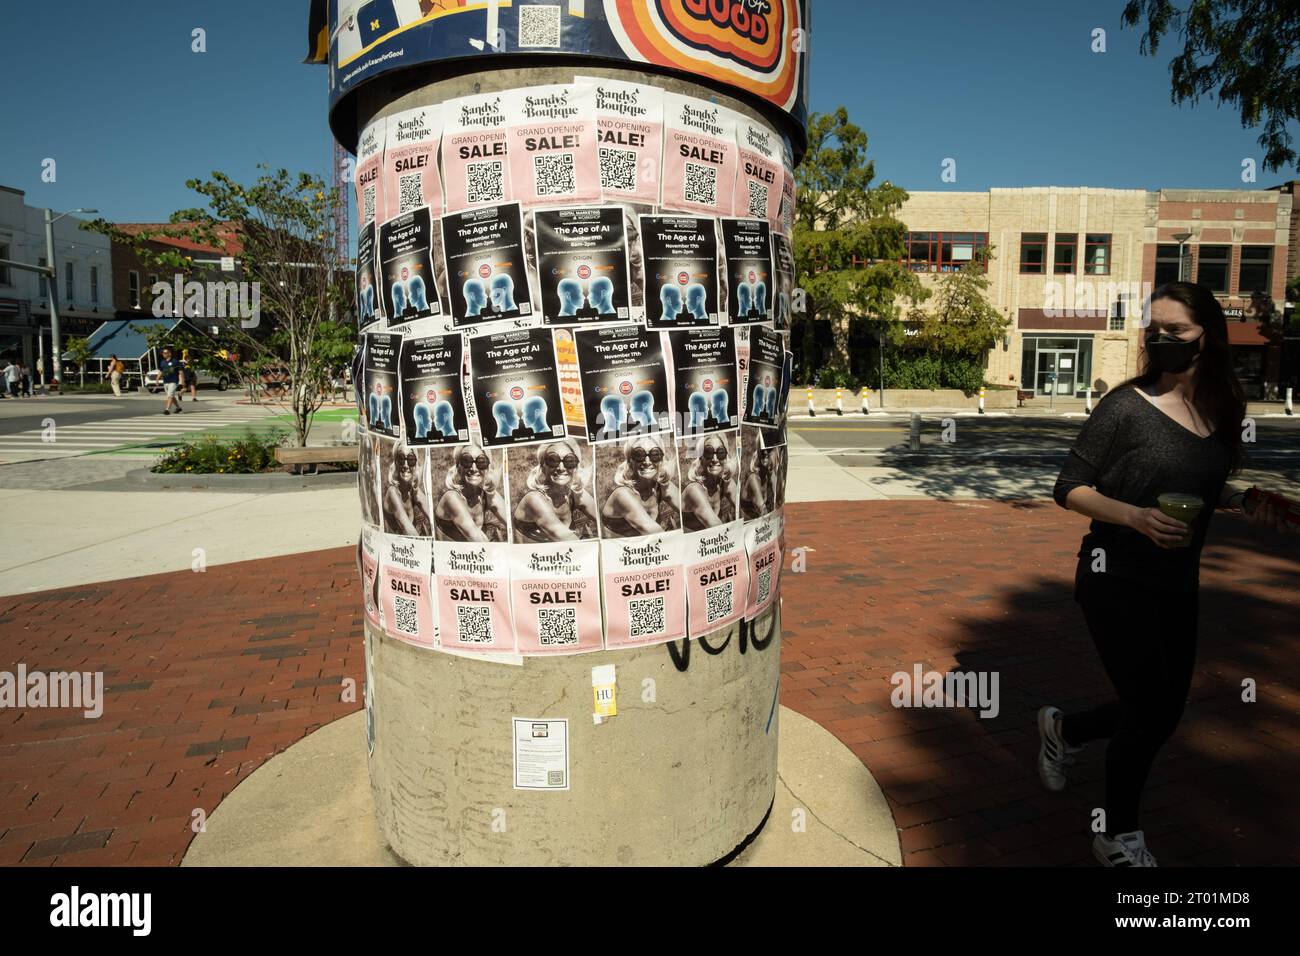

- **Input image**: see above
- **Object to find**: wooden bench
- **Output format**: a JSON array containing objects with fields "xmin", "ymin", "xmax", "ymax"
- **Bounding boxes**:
[
  {"xmin": 1016, "ymin": 389, "xmax": 1034, "ymax": 407},
  {"xmin": 274, "ymin": 444, "xmax": 359, "ymax": 476}
]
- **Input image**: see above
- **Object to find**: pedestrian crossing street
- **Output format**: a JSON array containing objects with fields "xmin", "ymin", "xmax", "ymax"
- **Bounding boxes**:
[{"xmin": 0, "ymin": 404, "xmax": 284, "ymax": 463}]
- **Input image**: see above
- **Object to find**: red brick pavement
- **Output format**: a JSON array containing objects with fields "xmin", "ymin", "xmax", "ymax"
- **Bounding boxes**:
[{"xmin": 0, "ymin": 500, "xmax": 1295, "ymax": 866}]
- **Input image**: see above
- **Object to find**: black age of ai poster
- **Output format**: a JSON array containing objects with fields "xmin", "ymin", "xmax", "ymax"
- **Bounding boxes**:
[
  {"xmin": 357, "ymin": 221, "xmax": 383, "ymax": 328},
  {"xmin": 378, "ymin": 207, "xmax": 442, "ymax": 323},
  {"xmin": 743, "ymin": 327, "xmax": 784, "ymax": 429},
  {"xmin": 364, "ymin": 332, "xmax": 401, "ymax": 438},
  {"xmin": 572, "ymin": 323, "xmax": 672, "ymax": 444},
  {"xmin": 720, "ymin": 218, "xmax": 773, "ymax": 325},
  {"xmin": 639, "ymin": 215, "xmax": 720, "ymax": 329},
  {"xmin": 534, "ymin": 206, "xmax": 631, "ymax": 327},
  {"xmin": 441, "ymin": 202, "xmax": 534, "ymax": 327},
  {"xmin": 667, "ymin": 327, "xmax": 738, "ymax": 437},
  {"xmin": 468, "ymin": 327, "xmax": 566, "ymax": 448},
  {"xmin": 398, "ymin": 332, "xmax": 468, "ymax": 446}
]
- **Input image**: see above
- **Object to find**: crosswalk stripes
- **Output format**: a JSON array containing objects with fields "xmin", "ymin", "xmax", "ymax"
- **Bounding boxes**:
[{"xmin": 0, "ymin": 409, "xmax": 284, "ymax": 463}]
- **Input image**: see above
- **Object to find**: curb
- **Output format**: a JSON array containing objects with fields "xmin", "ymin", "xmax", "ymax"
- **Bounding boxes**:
[{"xmin": 125, "ymin": 467, "xmax": 356, "ymax": 491}]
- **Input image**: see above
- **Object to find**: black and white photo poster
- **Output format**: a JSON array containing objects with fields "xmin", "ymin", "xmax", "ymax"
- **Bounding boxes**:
[
  {"xmin": 468, "ymin": 327, "xmax": 566, "ymax": 447},
  {"xmin": 534, "ymin": 206, "xmax": 631, "ymax": 326},
  {"xmin": 441, "ymin": 202, "xmax": 534, "ymax": 327},
  {"xmin": 639, "ymin": 215, "xmax": 720, "ymax": 329},
  {"xmin": 572, "ymin": 324, "xmax": 671, "ymax": 443}
]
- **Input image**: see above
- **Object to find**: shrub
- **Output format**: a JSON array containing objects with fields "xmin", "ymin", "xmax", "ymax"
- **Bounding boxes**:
[{"xmin": 152, "ymin": 428, "xmax": 288, "ymax": 474}]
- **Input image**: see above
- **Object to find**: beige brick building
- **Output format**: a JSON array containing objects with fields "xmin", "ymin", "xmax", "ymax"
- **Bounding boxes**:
[{"xmin": 896, "ymin": 185, "xmax": 1293, "ymax": 400}]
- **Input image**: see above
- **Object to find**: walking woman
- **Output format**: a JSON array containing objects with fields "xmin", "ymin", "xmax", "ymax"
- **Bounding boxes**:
[{"xmin": 1043, "ymin": 282, "xmax": 1294, "ymax": 867}]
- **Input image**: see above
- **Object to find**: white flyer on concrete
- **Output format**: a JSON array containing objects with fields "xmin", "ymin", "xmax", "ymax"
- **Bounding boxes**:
[{"xmin": 512, "ymin": 717, "xmax": 569, "ymax": 790}]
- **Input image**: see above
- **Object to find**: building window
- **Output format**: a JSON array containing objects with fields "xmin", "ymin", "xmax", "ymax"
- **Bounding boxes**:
[
  {"xmin": 1197, "ymin": 245, "xmax": 1231, "ymax": 293},
  {"xmin": 1084, "ymin": 234, "xmax": 1111, "ymax": 275},
  {"xmin": 903, "ymin": 231, "xmax": 989, "ymax": 272},
  {"xmin": 65, "ymin": 262, "xmax": 74, "ymax": 303},
  {"xmin": 1109, "ymin": 299, "xmax": 1126, "ymax": 332},
  {"xmin": 1053, "ymin": 234, "xmax": 1077, "ymax": 274},
  {"xmin": 91, "ymin": 265, "xmax": 99, "ymax": 304},
  {"xmin": 1154, "ymin": 244, "xmax": 1181, "ymax": 286},
  {"xmin": 1020, "ymin": 233, "xmax": 1047, "ymax": 274},
  {"xmin": 39, "ymin": 257, "xmax": 48, "ymax": 298},
  {"xmin": 1238, "ymin": 246, "xmax": 1272, "ymax": 295},
  {"xmin": 129, "ymin": 271, "xmax": 140, "ymax": 308},
  {"xmin": 0, "ymin": 243, "xmax": 9, "ymax": 286}
]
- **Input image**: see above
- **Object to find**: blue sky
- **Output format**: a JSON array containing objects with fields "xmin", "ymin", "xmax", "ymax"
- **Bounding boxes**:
[{"xmin": 2, "ymin": 0, "xmax": 1295, "ymax": 224}]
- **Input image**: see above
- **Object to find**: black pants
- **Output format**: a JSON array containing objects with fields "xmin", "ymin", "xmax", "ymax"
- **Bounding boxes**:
[{"xmin": 1060, "ymin": 572, "xmax": 1198, "ymax": 835}]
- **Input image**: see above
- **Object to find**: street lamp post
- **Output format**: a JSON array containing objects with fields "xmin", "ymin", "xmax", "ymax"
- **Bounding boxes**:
[
  {"xmin": 1173, "ymin": 231, "xmax": 1192, "ymax": 283},
  {"xmin": 43, "ymin": 207, "xmax": 98, "ymax": 386}
]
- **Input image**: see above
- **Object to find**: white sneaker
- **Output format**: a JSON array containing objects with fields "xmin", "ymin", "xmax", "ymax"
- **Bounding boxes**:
[
  {"xmin": 1037, "ymin": 706, "xmax": 1080, "ymax": 792},
  {"xmin": 1094, "ymin": 830, "xmax": 1158, "ymax": 867}
]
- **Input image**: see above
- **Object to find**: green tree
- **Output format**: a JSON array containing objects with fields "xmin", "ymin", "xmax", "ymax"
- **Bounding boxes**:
[
  {"xmin": 793, "ymin": 108, "xmax": 927, "ymax": 380},
  {"xmin": 88, "ymin": 166, "xmax": 350, "ymax": 447},
  {"xmin": 64, "ymin": 336, "xmax": 94, "ymax": 389},
  {"xmin": 1122, "ymin": 0, "xmax": 1300, "ymax": 172},
  {"xmin": 902, "ymin": 251, "xmax": 1011, "ymax": 393}
]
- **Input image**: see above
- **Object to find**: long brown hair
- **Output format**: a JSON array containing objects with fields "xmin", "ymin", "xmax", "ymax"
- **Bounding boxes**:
[{"xmin": 1115, "ymin": 282, "xmax": 1246, "ymax": 473}]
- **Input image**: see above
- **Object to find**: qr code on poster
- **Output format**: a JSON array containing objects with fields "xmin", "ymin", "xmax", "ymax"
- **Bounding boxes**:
[
  {"xmin": 705, "ymin": 582, "xmax": 733, "ymax": 624},
  {"xmin": 534, "ymin": 153, "xmax": 576, "ymax": 197},
  {"xmin": 393, "ymin": 595, "xmax": 419, "ymax": 635},
  {"xmin": 518, "ymin": 4, "xmax": 561, "ymax": 48},
  {"xmin": 684, "ymin": 162, "xmax": 717, "ymax": 207},
  {"xmin": 755, "ymin": 567, "xmax": 772, "ymax": 606},
  {"xmin": 629, "ymin": 595, "xmax": 666, "ymax": 639},
  {"xmin": 362, "ymin": 184, "xmax": 376, "ymax": 224},
  {"xmin": 747, "ymin": 181, "xmax": 769, "ymax": 219},
  {"xmin": 538, "ymin": 607, "xmax": 578, "ymax": 646},
  {"xmin": 456, "ymin": 604, "xmax": 493, "ymax": 643},
  {"xmin": 599, "ymin": 147, "xmax": 637, "ymax": 192},
  {"xmin": 467, "ymin": 161, "xmax": 504, "ymax": 205},
  {"xmin": 398, "ymin": 173, "xmax": 423, "ymax": 213}
]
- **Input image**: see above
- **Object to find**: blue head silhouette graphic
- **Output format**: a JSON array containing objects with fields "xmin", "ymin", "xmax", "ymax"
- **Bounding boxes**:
[
  {"xmin": 390, "ymin": 280, "xmax": 407, "ymax": 317},
  {"xmin": 589, "ymin": 276, "xmax": 615, "ymax": 314},
  {"xmin": 687, "ymin": 392, "xmax": 708, "ymax": 429},
  {"xmin": 463, "ymin": 279, "xmax": 488, "ymax": 317},
  {"xmin": 736, "ymin": 282, "xmax": 752, "ymax": 317},
  {"xmin": 522, "ymin": 396, "xmax": 549, "ymax": 434},
  {"xmin": 558, "ymin": 277, "xmax": 584, "ymax": 317},
  {"xmin": 710, "ymin": 390, "xmax": 729, "ymax": 423},
  {"xmin": 599, "ymin": 395, "xmax": 626, "ymax": 436},
  {"xmin": 659, "ymin": 283, "xmax": 682, "ymax": 323},
  {"xmin": 492, "ymin": 400, "xmax": 519, "ymax": 438},
  {"xmin": 490, "ymin": 274, "xmax": 516, "ymax": 312},
  {"xmin": 359, "ymin": 284, "xmax": 374, "ymax": 320},
  {"xmin": 685, "ymin": 283, "xmax": 708, "ymax": 322},
  {"xmin": 753, "ymin": 280, "xmax": 767, "ymax": 316},
  {"xmin": 367, "ymin": 391, "xmax": 380, "ymax": 426},
  {"xmin": 433, "ymin": 400, "xmax": 456, "ymax": 437},
  {"xmin": 412, "ymin": 401, "xmax": 432, "ymax": 439},
  {"xmin": 629, "ymin": 390, "xmax": 655, "ymax": 428},
  {"xmin": 764, "ymin": 383, "xmax": 779, "ymax": 417},
  {"xmin": 379, "ymin": 393, "xmax": 393, "ymax": 430},
  {"xmin": 751, "ymin": 384, "xmax": 768, "ymax": 420},
  {"xmin": 407, "ymin": 274, "xmax": 428, "ymax": 312}
]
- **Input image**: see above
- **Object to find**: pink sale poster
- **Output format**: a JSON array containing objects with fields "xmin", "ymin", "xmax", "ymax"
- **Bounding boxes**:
[
  {"xmin": 744, "ymin": 508, "xmax": 784, "ymax": 621},
  {"xmin": 600, "ymin": 532, "xmax": 687, "ymax": 649},
  {"xmin": 734, "ymin": 117, "xmax": 783, "ymax": 224},
  {"xmin": 677, "ymin": 432, "xmax": 747, "ymax": 635},
  {"xmin": 383, "ymin": 104, "xmax": 445, "ymax": 217},
  {"xmin": 355, "ymin": 118, "xmax": 387, "ymax": 230},
  {"xmin": 578, "ymin": 75, "xmax": 664, "ymax": 207},
  {"xmin": 379, "ymin": 534, "xmax": 436, "ymax": 648},
  {"xmin": 661, "ymin": 92, "xmax": 738, "ymax": 218},
  {"xmin": 503, "ymin": 84, "xmax": 599, "ymax": 208},
  {"xmin": 442, "ymin": 91, "xmax": 510, "ymax": 213},
  {"xmin": 360, "ymin": 525, "xmax": 383, "ymax": 630}
]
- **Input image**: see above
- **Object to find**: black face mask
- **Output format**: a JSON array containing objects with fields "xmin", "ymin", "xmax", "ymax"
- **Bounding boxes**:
[{"xmin": 1144, "ymin": 330, "xmax": 1203, "ymax": 374}]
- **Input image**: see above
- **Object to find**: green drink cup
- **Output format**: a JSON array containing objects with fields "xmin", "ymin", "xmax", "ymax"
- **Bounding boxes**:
[{"xmin": 1157, "ymin": 493, "xmax": 1203, "ymax": 547}]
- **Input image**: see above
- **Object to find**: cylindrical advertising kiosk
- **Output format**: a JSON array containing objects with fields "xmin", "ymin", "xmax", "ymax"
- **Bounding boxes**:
[{"xmin": 311, "ymin": 0, "xmax": 809, "ymax": 866}]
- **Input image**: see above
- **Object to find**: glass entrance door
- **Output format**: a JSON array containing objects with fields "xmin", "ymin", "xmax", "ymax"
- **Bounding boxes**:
[{"xmin": 1036, "ymin": 350, "xmax": 1077, "ymax": 396}]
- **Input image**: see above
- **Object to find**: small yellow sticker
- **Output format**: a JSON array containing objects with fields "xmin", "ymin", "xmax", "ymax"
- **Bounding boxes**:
[{"xmin": 592, "ymin": 664, "xmax": 617, "ymax": 718}]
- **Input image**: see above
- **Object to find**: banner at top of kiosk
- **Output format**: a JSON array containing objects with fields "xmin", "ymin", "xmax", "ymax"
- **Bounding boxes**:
[{"xmin": 310, "ymin": 0, "xmax": 810, "ymax": 140}]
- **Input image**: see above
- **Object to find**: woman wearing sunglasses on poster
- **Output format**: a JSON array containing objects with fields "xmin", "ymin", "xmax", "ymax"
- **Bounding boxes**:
[
  {"xmin": 435, "ymin": 443, "xmax": 508, "ymax": 542},
  {"xmin": 1045, "ymin": 282, "xmax": 1296, "ymax": 868},
  {"xmin": 740, "ymin": 441, "xmax": 776, "ymax": 521},
  {"xmin": 383, "ymin": 445, "xmax": 432, "ymax": 537},
  {"xmin": 681, "ymin": 433, "xmax": 738, "ymax": 531},
  {"xmin": 513, "ymin": 439, "xmax": 598, "ymax": 543},
  {"xmin": 600, "ymin": 435, "xmax": 681, "ymax": 538}
]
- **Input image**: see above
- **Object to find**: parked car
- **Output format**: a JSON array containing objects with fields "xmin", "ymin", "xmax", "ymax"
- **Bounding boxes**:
[{"xmin": 144, "ymin": 367, "xmax": 230, "ymax": 393}]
